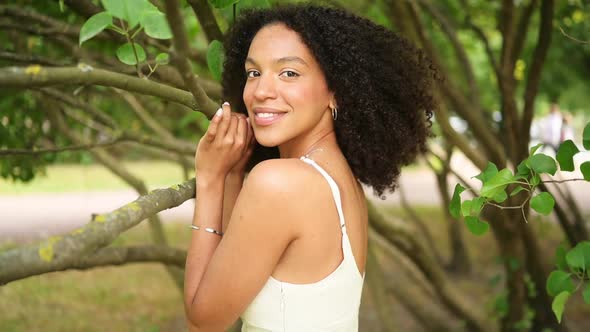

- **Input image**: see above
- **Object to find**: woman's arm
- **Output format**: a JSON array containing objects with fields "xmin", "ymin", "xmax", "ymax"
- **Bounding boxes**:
[
  {"xmin": 222, "ymin": 172, "xmax": 244, "ymax": 232},
  {"xmin": 185, "ymin": 159, "xmax": 305, "ymax": 330},
  {"xmin": 184, "ymin": 176, "xmax": 225, "ymax": 321}
]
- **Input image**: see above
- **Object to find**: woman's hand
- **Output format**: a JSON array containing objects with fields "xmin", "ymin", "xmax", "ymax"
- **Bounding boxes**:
[{"xmin": 195, "ymin": 102, "xmax": 255, "ymax": 182}]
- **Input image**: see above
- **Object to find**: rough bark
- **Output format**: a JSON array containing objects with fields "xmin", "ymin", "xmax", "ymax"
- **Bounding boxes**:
[
  {"xmin": 0, "ymin": 66, "xmax": 210, "ymax": 114},
  {"xmin": 0, "ymin": 178, "xmax": 195, "ymax": 285}
]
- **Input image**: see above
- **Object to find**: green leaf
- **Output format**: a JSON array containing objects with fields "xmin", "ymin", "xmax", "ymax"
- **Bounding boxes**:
[
  {"xmin": 461, "ymin": 199, "xmax": 472, "ymax": 217},
  {"xmin": 556, "ymin": 140, "xmax": 580, "ymax": 172},
  {"xmin": 140, "ymin": 11, "xmax": 172, "ymax": 39},
  {"xmin": 517, "ymin": 160, "xmax": 531, "ymax": 177},
  {"xmin": 552, "ymin": 291, "xmax": 570, "ymax": 323},
  {"xmin": 101, "ymin": 0, "xmax": 126, "ymax": 20},
  {"xmin": 530, "ymin": 143, "xmax": 543, "ymax": 155},
  {"xmin": 474, "ymin": 162, "xmax": 498, "ymax": 183},
  {"xmin": 461, "ymin": 197, "xmax": 485, "ymax": 218},
  {"xmin": 510, "ymin": 185, "xmax": 526, "ymax": 197},
  {"xmin": 79, "ymin": 12, "xmax": 112, "ymax": 45},
  {"xmin": 480, "ymin": 169, "xmax": 513, "ymax": 199},
  {"xmin": 470, "ymin": 196, "xmax": 485, "ymax": 215},
  {"xmin": 565, "ymin": 242, "xmax": 590, "ymax": 274},
  {"xmin": 546, "ymin": 271, "xmax": 575, "ymax": 296},
  {"xmin": 530, "ymin": 192, "xmax": 555, "ymax": 216},
  {"xmin": 116, "ymin": 42, "xmax": 146, "ymax": 65},
  {"xmin": 155, "ymin": 53, "xmax": 169, "ymax": 65},
  {"xmin": 449, "ymin": 183, "xmax": 465, "ymax": 219},
  {"xmin": 530, "ymin": 174, "xmax": 541, "ymax": 186},
  {"xmin": 102, "ymin": 0, "xmax": 155, "ymax": 30},
  {"xmin": 580, "ymin": 162, "xmax": 590, "ymax": 181},
  {"xmin": 209, "ymin": 0, "xmax": 241, "ymax": 8},
  {"xmin": 556, "ymin": 245, "xmax": 568, "ymax": 271},
  {"xmin": 584, "ymin": 122, "xmax": 590, "ymax": 150},
  {"xmin": 584, "ymin": 284, "xmax": 590, "ymax": 304},
  {"xmin": 207, "ymin": 40, "xmax": 225, "ymax": 82},
  {"xmin": 465, "ymin": 216, "xmax": 489, "ymax": 236},
  {"xmin": 492, "ymin": 190, "xmax": 508, "ymax": 203},
  {"xmin": 527, "ymin": 154, "xmax": 557, "ymax": 176}
]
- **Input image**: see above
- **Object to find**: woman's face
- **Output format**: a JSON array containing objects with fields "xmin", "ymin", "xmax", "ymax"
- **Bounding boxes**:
[{"xmin": 243, "ymin": 23, "xmax": 334, "ymax": 148}]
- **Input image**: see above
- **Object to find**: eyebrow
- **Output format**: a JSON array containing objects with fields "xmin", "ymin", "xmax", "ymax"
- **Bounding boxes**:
[{"xmin": 245, "ymin": 56, "xmax": 309, "ymax": 67}]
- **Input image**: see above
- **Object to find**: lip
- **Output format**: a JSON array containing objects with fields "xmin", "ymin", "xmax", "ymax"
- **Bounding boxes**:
[{"xmin": 252, "ymin": 107, "xmax": 287, "ymax": 126}]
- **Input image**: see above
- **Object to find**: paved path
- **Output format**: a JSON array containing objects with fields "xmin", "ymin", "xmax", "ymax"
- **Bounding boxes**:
[{"xmin": 1, "ymin": 153, "xmax": 589, "ymax": 242}]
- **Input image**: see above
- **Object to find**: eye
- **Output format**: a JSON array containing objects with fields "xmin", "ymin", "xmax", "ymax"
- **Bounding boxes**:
[
  {"xmin": 246, "ymin": 70, "xmax": 260, "ymax": 78},
  {"xmin": 280, "ymin": 70, "xmax": 299, "ymax": 78}
]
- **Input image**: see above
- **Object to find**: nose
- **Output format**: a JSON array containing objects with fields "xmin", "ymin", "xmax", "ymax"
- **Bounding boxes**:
[{"xmin": 253, "ymin": 73, "xmax": 277, "ymax": 100}]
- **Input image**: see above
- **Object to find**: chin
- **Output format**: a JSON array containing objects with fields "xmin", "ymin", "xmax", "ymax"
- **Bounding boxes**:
[{"xmin": 253, "ymin": 131, "xmax": 285, "ymax": 148}]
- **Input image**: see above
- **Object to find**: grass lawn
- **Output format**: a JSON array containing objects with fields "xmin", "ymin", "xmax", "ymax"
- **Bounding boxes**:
[
  {"xmin": 0, "ymin": 222, "xmax": 192, "ymax": 332},
  {"xmin": 0, "ymin": 160, "xmax": 190, "ymax": 195}
]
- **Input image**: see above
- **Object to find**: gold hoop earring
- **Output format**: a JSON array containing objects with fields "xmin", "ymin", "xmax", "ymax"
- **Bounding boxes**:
[{"xmin": 331, "ymin": 107, "xmax": 338, "ymax": 120}]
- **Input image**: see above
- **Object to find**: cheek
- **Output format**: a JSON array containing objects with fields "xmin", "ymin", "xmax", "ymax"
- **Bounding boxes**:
[{"xmin": 242, "ymin": 84, "xmax": 253, "ymax": 108}]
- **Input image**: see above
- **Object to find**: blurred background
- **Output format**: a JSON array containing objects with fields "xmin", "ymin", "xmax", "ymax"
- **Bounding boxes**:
[{"xmin": 1, "ymin": 0, "xmax": 590, "ymax": 331}]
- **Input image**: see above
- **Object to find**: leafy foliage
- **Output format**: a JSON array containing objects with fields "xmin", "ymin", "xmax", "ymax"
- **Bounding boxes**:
[
  {"xmin": 80, "ymin": 0, "xmax": 171, "ymax": 72},
  {"xmin": 449, "ymin": 122, "xmax": 590, "ymax": 238},
  {"xmin": 449, "ymin": 122, "xmax": 590, "ymax": 322},
  {"xmin": 548, "ymin": 241, "xmax": 590, "ymax": 322},
  {"xmin": 206, "ymin": 40, "xmax": 225, "ymax": 82}
]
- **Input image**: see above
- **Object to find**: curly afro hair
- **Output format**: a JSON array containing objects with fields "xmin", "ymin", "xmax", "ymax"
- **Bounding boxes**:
[{"xmin": 221, "ymin": 4, "xmax": 436, "ymax": 197}]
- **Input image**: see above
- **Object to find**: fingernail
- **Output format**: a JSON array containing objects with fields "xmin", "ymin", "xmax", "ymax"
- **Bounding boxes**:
[
  {"xmin": 222, "ymin": 101, "xmax": 230, "ymax": 106},
  {"xmin": 215, "ymin": 108, "xmax": 223, "ymax": 117},
  {"xmin": 246, "ymin": 118, "xmax": 250, "ymax": 124}
]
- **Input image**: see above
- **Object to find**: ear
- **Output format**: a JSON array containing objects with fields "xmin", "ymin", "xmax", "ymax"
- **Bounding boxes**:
[{"xmin": 328, "ymin": 95, "xmax": 337, "ymax": 110}]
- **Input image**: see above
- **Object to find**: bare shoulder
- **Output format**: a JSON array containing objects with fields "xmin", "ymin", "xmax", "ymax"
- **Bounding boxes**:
[
  {"xmin": 244, "ymin": 158, "xmax": 318, "ymax": 194},
  {"xmin": 238, "ymin": 159, "xmax": 323, "ymax": 221}
]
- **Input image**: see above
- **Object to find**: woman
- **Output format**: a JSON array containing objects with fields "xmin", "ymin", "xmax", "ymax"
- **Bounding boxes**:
[{"xmin": 184, "ymin": 4, "xmax": 435, "ymax": 331}]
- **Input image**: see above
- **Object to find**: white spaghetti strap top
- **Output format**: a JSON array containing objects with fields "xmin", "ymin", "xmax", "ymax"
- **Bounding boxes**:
[{"xmin": 240, "ymin": 156, "xmax": 365, "ymax": 332}]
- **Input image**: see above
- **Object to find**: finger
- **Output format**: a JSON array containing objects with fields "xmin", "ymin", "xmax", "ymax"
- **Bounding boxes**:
[
  {"xmin": 236, "ymin": 116, "xmax": 247, "ymax": 149},
  {"xmin": 223, "ymin": 115, "xmax": 239, "ymax": 146},
  {"xmin": 206, "ymin": 107, "xmax": 223, "ymax": 142},
  {"xmin": 216, "ymin": 102, "xmax": 232, "ymax": 140}
]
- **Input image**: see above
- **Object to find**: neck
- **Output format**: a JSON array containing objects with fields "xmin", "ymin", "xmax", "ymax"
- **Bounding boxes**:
[{"xmin": 279, "ymin": 129, "xmax": 337, "ymax": 159}]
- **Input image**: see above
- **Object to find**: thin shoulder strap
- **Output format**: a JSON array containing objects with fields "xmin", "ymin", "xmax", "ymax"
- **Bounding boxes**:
[{"xmin": 300, "ymin": 156, "xmax": 346, "ymax": 234}]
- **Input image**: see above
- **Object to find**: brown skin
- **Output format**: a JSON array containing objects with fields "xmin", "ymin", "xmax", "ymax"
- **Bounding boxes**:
[{"xmin": 185, "ymin": 24, "xmax": 367, "ymax": 331}]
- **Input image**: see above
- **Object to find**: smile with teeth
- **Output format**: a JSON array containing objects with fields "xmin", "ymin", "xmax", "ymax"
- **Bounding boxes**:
[
  {"xmin": 257, "ymin": 113, "xmax": 279, "ymax": 118},
  {"xmin": 253, "ymin": 111, "xmax": 286, "ymax": 126}
]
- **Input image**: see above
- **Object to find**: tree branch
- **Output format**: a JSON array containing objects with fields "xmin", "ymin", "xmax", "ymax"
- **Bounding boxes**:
[
  {"xmin": 44, "ymin": 92, "xmax": 195, "ymax": 155},
  {"xmin": 519, "ymin": 0, "xmax": 554, "ymax": 156},
  {"xmin": 498, "ymin": 0, "xmax": 521, "ymax": 161},
  {"xmin": 0, "ymin": 175, "xmax": 195, "ymax": 284},
  {"xmin": 404, "ymin": 1, "xmax": 505, "ymax": 166},
  {"xmin": 0, "ymin": 65, "xmax": 200, "ymax": 112},
  {"xmin": 56, "ymin": 245, "xmax": 186, "ymax": 271},
  {"xmin": 367, "ymin": 200, "xmax": 491, "ymax": 332},
  {"xmin": 511, "ymin": 0, "xmax": 538, "ymax": 64},
  {"xmin": 0, "ymin": 51, "xmax": 69, "ymax": 66},
  {"xmin": 38, "ymin": 88, "xmax": 119, "ymax": 128},
  {"xmin": 62, "ymin": 0, "xmax": 101, "ymax": 18},
  {"xmin": 0, "ymin": 137, "xmax": 125, "ymax": 156},
  {"xmin": 164, "ymin": 0, "xmax": 220, "ymax": 115},
  {"xmin": 187, "ymin": 0, "xmax": 223, "ymax": 42},
  {"xmin": 416, "ymin": 0, "xmax": 481, "ymax": 106},
  {"xmin": 115, "ymin": 90, "xmax": 183, "ymax": 141},
  {"xmin": 459, "ymin": 0, "xmax": 500, "ymax": 77}
]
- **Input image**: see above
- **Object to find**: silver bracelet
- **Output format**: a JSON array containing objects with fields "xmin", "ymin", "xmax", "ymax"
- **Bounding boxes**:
[{"xmin": 189, "ymin": 224, "xmax": 224, "ymax": 236}]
